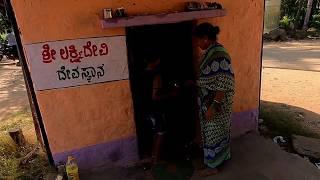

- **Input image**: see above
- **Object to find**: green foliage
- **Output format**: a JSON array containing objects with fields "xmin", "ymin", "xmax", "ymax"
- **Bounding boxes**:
[
  {"xmin": 279, "ymin": 16, "xmax": 294, "ymax": 29},
  {"xmin": 0, "ymin": 33, "xmax": 6, "ymax": 43},
  {"xmin": 280, "ymin": 0, "xmax": 320, "ymax": 29},
  {"xmin": 281, "ymin": 0, "xmax": 306, "ymax": 28},
  {"xmin": 281, "ymin": 0, "xmax": 304, "ymax": 18},
  {"xmin": 0, "ymin": 12, "xmax": 10, "ymax": 34},
  {"xmin": 310, "ymin": 13, "xmax": 320, "ymax": 29}
]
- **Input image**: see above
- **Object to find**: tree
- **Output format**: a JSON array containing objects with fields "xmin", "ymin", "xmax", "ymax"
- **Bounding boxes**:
[
  {"xmin": 303, "ymin": 0, "xmax": 314, "ymax": 30},
  {"xmin": 281, "ymin": 0, "xmax": 320, "ymax": 29},
  {"xmin": 0, "ymin": 12, "xmax": 10, "ymax": 34},
  {"xmin": 281, "ymin": 0, "xmax": 307, "ymax": 29}
]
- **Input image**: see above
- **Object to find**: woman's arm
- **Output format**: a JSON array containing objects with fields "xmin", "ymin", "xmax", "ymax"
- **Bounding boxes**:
[
  {"xmin": 213, "ymin": 91, "xmax": 225, "ymax": 106},
  {"xmin": 205, "ymin": 91, "xmax": 225, "ymax": 120}
]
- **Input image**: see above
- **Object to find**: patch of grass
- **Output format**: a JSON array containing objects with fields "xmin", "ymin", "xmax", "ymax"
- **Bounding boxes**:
[
  {"xmin": 0, "ymin": 135, "xmax": 18, "ymax": 178},
  {"xmin": 0, "ymin": 109, "xmax": 52, "ymax": 179},
  {"xmin": 0, "ymin": 108, "xmax": 33, "ymax": 132},
  {"xmin": 260, "ymin": 104, "xmax": 319, "ymax": 139}
]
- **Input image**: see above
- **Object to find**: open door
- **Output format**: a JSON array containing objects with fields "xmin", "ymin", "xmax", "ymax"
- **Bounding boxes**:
[{"xmin": 126, "ymin": 22, "xmax": 198, "ymax": 160}]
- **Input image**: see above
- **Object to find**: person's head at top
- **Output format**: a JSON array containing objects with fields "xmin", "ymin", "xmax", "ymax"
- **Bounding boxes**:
[
  {"xmin": 7, "ymin": 29, "xmax": 12, "ymax": 34},
  {"xmin": 145, "ymin": 52, "xmax": 161, "ymax": 71},
  {"xmin": 194, "ymin": 23, "xmax": 220, "ymax": 50}
]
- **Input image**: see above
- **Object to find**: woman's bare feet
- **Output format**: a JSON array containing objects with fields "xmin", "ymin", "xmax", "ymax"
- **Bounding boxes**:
[{"xmin": 198, "ymin": 168, "xmax": 219, "ymax": 177}]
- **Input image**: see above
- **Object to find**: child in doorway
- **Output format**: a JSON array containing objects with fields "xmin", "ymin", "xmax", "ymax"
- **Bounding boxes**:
[{"xmin": 142, "ymin": 52, "xmax": 180, "ymax": 165}]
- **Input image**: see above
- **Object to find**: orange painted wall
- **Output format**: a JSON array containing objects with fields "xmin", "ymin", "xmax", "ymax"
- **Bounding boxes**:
[
  {"xmin": 36, "ymin": 81, "xmax": 135, "ymax": 153},
  {"xmin": 12, "ymin": 0, "xmax": 263, "ymax": 154}
]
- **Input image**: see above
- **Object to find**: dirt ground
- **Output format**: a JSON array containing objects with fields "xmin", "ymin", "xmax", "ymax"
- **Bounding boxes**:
[
  {"xmin": 0, "ymin": 59, "xmax": 52, "ymax": 179},
  {"xmin": 0, "ymin": 59, "xmax": 29, "ymax": 121},
  {"xmin": 263, "ymin": 39, "xmax": 320, "ymax": 72},
  {"xmin": 262, "ymin": 40, "xmax": 320, "ymax": 136}
]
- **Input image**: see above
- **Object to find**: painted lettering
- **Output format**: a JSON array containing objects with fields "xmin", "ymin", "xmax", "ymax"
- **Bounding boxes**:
[
  {"xmin": 42, "ymin": 44, "xmax": 56, "ymax": 63},
  {"xmin": 57, "ymin": 66, "xmax": 67, "ymax": 80},
  {"xmin": 97, "ymin": 64, "xmax": 105, "ymax": 78},
  {"xmin": 99, "ymin": 43, "xmax": 108, "ymax": 56}
]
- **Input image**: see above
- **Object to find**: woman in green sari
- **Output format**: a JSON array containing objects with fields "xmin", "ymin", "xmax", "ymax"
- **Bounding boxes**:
[{"xmin": 193, "ymin": 23, "xmax": 235, "ymax": 176}]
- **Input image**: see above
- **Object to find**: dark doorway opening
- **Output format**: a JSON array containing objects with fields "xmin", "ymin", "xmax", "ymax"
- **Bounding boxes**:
[{"xmin": 126, "ymin": 22, "xmax": 198, "ymax": 160}]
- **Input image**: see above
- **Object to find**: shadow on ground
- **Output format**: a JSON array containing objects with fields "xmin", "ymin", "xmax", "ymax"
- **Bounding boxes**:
[
  {"xmin": 263, "ymin": 40, "xmax": 320, "ymax": 71},
  {"xmin": 263, "ymin": 46, "xmax": 320, "ymax": 63},
  {"xmin": 0, "ymin": 63, "xmax": 29, "ymax": 121}
]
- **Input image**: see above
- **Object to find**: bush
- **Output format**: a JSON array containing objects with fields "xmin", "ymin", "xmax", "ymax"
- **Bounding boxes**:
[
  {"xmin": 281, "ymin": 0, "xmax": 320, "ymax": 29},
  {"xmin": 310, "ymin": 14, "xmax": 320, "ymax": 29},
  {"xmin": 281, "ymin": 0, "xmax": 307, "ymax": 29},
  {"xmin": 0, "ymin": 34, "xmax": 7, "ymax": 43},
  {"xmin": 279, "ymin": 16, "xmax": 294, "ymax": 30},
  {"xmin": 0, "ymin": 13, "xmax": 10, "ymax": 34}
]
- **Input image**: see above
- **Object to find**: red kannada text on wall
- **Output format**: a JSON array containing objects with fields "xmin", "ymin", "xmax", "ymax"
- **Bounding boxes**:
[{"xmin": 42, "ymin": 41, "xmax": 109, "ymax": 64}]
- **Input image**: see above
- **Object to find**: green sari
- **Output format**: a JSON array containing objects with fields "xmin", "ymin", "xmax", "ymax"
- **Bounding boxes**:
[{"xmin": 197, "ymin": 43, "xmax": 235, "ymax": 168}]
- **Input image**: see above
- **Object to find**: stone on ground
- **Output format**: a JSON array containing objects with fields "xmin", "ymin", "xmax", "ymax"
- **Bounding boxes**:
[
  {"xmin": 292, "ymin": 135, "xmax": 320, "ymax": 159},
  {"xmin": 266, "ymin": 28, "xmax": 288, "ymax": 41},
  {"xmin": 294, "ymin": 30, "xmax": 308, "ymax": 40},
  {"xmin": 307, "ymin": 28, "xmax": 320, "ymax": 37}
]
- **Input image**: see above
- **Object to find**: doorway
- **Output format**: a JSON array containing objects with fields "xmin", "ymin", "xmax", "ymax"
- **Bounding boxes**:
[{"xmin": 126, "ymin": 22, "xmax": 198, "ymax": 160}]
